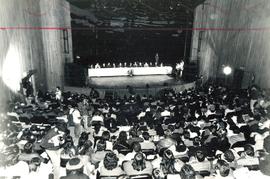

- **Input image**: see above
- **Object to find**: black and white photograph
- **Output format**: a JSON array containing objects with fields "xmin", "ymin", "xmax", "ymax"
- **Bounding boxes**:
[{"xmin": 0, "ymin": 0, "xmax": 270, "ymax": 179}]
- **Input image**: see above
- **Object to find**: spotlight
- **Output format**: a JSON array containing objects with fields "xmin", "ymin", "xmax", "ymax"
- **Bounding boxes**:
[{"xmin": 223, "ymin": 66, "xmax": 232, "ymax": 75}]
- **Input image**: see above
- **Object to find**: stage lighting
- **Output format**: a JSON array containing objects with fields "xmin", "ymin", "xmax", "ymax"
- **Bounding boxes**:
[
  {"xmin": 223, "ymin": 66, "xmax": 232, "ymax": 75},
  {"xmin": 2, "ymin": 45, "xmax": 22, "ymax": 92}
]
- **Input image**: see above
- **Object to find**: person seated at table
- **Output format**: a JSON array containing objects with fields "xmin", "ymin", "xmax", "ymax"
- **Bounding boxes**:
[
  {"xmin": 102, "ymin": 63, "xmax": 106, "ymax": 68},
  {"xmin": 149, "ymin": 62, "xmax": 153, "ymax": 66},
  {"xmin": 124, "ymin": 62, "xmax": 127, "ymax": 67},
  {"xmin": 119, "ymin": 63, "xmax": 123, "ymax": 67},
  {"xmin": 129, "ymin": 62, "xmax": 133, "ymax": 67},
  {"xmin": 134, "ymin": 62, "xmax": 138, "ymax": 67},
  {"xmin": 107, "ymin": 62, "xmax": 111, "ymax": 68},
  {"xmin": 123, "ymin": 152, "xmax": 153, "ymax": 176},
  {"xmin": 139, "ymin": 62, "xmax": 142, "ymax": 67},
  {"xmin": 112, "ymin": 63, "xmax": 116, "ymax": 68},
  {"xmin": 144, "ymin": 62, "xmax": 149, "ymax": 67},
  {"xmin": 99, "ymin": 152, "xmax": 125, "ymax": 177},
  {"xmin": 160, "ymin": 63, "xmax": 164, "ymax": 67},
  {"xmin": 95, "ymin": 63, "xmax": 101, "ymax": 69}
]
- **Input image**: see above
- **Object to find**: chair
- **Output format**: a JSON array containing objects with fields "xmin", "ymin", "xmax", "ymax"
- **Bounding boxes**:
[
  {"xmin": 142, "ymin": 149, "xmax": 156, "ymax": 156},
  {"xmin": 118, "ymin": 148, "xmax": 132, "ymax": 155}
]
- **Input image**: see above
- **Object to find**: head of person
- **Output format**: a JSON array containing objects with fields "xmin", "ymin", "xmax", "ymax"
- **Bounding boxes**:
[
  {"xmin": 102, "ymin": 131, "xmax": 111, "ymax": 141},
  {"xmin": 23, "ymin": 142, "xmax": 33, "ymax": 154},
  {"xmin": 29, "ymin": 157, "xmax": 41, "ymax": 172},
  {"xmin": 163, "ymin": 149, "xmax": 174, "ymax": 161},
  {"xmin": 195, "ymin": 149, "xmax": 206, "ymax": 162},
  {"xmin": 78, "ymin": 132, "xmax": 89, "ymax": 147},
  {"xmin": 118, "ymin": 131, "xmax": 127, "ymax": 142},
  {"xmin": 132, "ymin": 142, "xmax": 142, "ymax": 153},
  {"xmin": 66, "ymin": 157, "xmax": 84, "ymax": 174},
  {"xmin": 180, "ymin": 164, "xmax": 196, "ymax": 179},
  {"xmin": 56, "ymin": 122, "xmax": 67, "ymax": 134},
  {"xmin": 132, "ymin": 152, "xmax": 146, "ymax": 171},
  {"xmin": 153, "ymin": 168, "xmax": 165, "ymax": 179},
  {"xmin": 215, "ymin": 160, "xmax": 230, "ymax": 177},
  {"xmin": 96, "ymin": 139, "xmax": 106, "ymax": 151},
  {"xmin": 142, "ymin": 131, "xmax": 150, "ymax": 141},
  {"xmin": 244, "ymin": 144, "xmax": 255, "ymax": 156},
  {"xmin": 224, "ymin": 149, "xmax": 235, "ymax": 162},
  {"xmin": 103, "ymin": 152, "xmax": 119, "ymax": 170}
]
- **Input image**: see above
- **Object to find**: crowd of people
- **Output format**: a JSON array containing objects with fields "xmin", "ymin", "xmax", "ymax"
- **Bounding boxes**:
[{"xmin": 0, "ymin": 83, "xmax": 270, "ymax": 179}]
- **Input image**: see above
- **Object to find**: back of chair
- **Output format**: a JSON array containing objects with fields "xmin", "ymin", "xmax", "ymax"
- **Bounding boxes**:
[
  {"xmin": 129, "ymin": 174, "xmax": 152, "ymax": 179},
  {"xmin": 142, "ymin": 149, "xmax": 155, "ymax": 156}
]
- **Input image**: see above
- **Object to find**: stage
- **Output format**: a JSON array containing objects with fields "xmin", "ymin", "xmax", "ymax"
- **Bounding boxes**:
[{"xmin": 65, "ymin": 75, "xmax": 196, "ymax": 98}]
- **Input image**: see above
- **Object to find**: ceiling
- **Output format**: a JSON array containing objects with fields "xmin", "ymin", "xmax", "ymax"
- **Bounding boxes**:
[{"xmin": 67, "ymin": 0, "xmax": 206, "ymax": 29}]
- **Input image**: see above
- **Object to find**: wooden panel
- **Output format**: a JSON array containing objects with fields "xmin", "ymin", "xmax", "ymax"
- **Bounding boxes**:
[
  {"xmin": 0, "ymin": 0, "xmax": 72, "ymax": 107},
  {"xmin": 191, "ymin": 0, "xmax": 270, "ymax": 88}
]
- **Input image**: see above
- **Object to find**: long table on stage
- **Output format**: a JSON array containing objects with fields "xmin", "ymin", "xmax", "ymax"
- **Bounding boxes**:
[{"xmin": 88, "ymin": 66, "xmax": 173, "ymax": 77}]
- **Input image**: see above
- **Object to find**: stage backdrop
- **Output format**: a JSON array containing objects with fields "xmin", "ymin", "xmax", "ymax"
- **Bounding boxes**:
[
  {"xmin": 191, "ymin": 0, "xmax": 270, "ymax": 88},
  {"xmin": 0, "ymin": 0, "xmax": 72, "ymax": 107}
]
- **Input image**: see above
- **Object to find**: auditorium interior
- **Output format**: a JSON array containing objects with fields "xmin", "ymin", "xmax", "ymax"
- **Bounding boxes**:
[{"xmin": 0, "ymin": 0, "xmax": 270, "ymax": 179}]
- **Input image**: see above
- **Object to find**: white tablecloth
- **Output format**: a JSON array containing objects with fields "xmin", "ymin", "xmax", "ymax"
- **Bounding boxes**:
[{"xmin": 88, "ymin": 66, "xmax": 173, "ymax": 77}]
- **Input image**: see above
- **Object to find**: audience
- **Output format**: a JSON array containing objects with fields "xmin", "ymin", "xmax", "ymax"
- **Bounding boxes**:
[{"xmin": 0, "ymin": 83, "xmax": 270, "ymax": 179}]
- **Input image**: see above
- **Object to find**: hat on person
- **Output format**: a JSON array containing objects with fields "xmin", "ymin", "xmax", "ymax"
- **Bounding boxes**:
[{"xmin": 66, "ymin": 157, "xmax": 84, "ymax": 171}]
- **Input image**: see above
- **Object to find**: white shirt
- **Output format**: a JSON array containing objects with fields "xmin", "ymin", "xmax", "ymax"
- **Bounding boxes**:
[{"xmin": 70, "ymin": 108, "xmax": 81, "ymax": 124}]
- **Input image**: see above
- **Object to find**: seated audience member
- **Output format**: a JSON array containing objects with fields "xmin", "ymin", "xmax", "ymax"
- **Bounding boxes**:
[
  {"xmin": 24, "ymin": 157, "xmax": 50, "ymax": 179},
  {"xmin": 222, "ymin": 149, "xmax": 239, "ymax": 169},
  {"xmin": 18, "ymin": 142, "xmax": 40, "ymax": 162},
  {"xmin": 140, "ymin": 131, "xmax": 156, "ymax": 151},
  {"xmin": 0, "ymin": 145, "xmax": 29, "ymax": 178},
  {"xmin": 156, "ymin": 129, "xmax": 177, "ymax": 152},
  {"xmin": 259, "ymin": 135, "xmax": 270, "ymax": 176},
  {"xmin": 60, "ymin": 157, "xmax": 89, "ymax": 179},
  {"xmin": 123, "ymin": 152, "xmax": 153, "ymax": 176},
  {"xmin": 189, "ymin": 149, "xmax": 212, "ymax": 173},
  {"xmin": 113, "ymin": 131, "xmax": 130, "ymax": 151},
  {"xmin": 236, "ymin": 144, "xmax": 259, "ymax": 168},
  {"xmin": 180, "ymin": 164, "xmax": 197, "ymax": 179},
  {"xmin": 127, "ymin": 129, "xmax": 144, "ymax": 146},
  {"xmin": 209, "ymin": 160, "xmax": 234, "ymax": 179},
  {"xmin": 90, "ymin": 139, "xmax": 109, "ymax": 166},
  {"xmin": 160, "ymin": 149, "xmax": 184, "ymax": 175},
  {"xmin": 99, "ymin": 152, "xmax": 125, "ymax": 177},
  {"xmin": 124, "ymin": 142, "xmax": 142, "ymax": 161},
  {"xmin": 60, "ymin": 136, "xmax": 76, "ymax": 167}
]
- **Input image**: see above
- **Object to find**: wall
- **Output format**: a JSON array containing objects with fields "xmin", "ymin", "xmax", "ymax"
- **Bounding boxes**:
[
  {"xmin": 191, "ymin": 0, "xmax": 270, "ymax": 88},
  {"xmin": 0, "ymin": 0, "xmax": 72, "ymax": 107}
]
